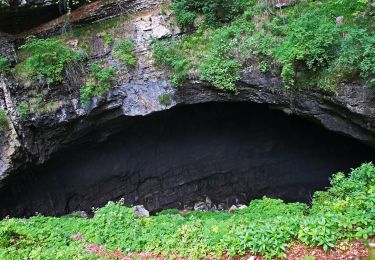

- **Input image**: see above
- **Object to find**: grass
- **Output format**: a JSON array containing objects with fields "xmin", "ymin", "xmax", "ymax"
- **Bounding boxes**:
[{"xmin": 0, "ymin": 163, "xmax": 374, "ymax": 259}]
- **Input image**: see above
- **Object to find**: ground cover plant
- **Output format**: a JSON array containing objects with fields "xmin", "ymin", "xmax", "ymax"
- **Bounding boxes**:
[
  {"xmin": 154, "ymin": 0, "xmax": 375, "ymax": 92},
  {"xmin": 80, "ymin": 62, "xmax": 117, "ymax": 106},
  {"xmin": 15, "ymin": 37, "xmax": 83, "ymax": 85},
  {"xmin": 112, "ymin": 38, "xmax": 136, "ymax": 66},
  {"xmin": 0, "ymin": 163, "xmax": 374, "ymax": 259}
]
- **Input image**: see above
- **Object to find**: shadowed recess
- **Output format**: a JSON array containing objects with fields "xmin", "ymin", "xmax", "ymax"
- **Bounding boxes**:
[{"xmin": 0, "ymin": 102, "xmax": 374, "ymax": 217}]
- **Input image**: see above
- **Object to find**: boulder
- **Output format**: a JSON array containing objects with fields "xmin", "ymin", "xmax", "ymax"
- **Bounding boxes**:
[{"xmin": 133, "ymin": 205, "xmax": 149, "ymax": 218}]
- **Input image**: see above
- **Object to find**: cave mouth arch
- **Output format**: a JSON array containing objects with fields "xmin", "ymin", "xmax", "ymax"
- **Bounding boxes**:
[{"xmin": 1, "ymin": 101, "xmax": 374, "ymax": 217}]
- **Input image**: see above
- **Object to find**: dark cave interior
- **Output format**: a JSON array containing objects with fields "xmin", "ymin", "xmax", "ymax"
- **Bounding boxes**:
[{"xmin": 0, "ymin": 102, "xmax": 374, "ymax": 218}]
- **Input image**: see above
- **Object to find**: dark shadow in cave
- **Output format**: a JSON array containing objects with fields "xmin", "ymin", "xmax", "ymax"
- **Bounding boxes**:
[
  {"xmin": 0, "ymin": 102, "xmax": 374, "ymax": 218},
  {"xmin": 0, "ymin": 4, "xmax": 65, "ymax": 34}
]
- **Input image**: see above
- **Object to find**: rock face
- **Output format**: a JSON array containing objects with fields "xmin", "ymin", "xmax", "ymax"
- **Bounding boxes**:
[{"xmin": 0, "ymin": 0, "xmax": 374, "ymax": 217}]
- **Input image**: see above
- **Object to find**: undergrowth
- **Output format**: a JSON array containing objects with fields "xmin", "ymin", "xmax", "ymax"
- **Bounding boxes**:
[
  {"xmin": 154, "ymin": 0, "xmax": 375, "ymax": 92},
  {"xmin": 16, "ymin": 37, "xmax": 83, "ymax": 85},
  {"xmin": 0, "ymin": 163, "xmax": 374, "ymax": 259},
  {"xmin": 112, "ymin": 39, "xmax": 136, "ymax": 66},
  {"xmin": 80, "ymin": 63, "xmax": 117, "ymax": 106}
]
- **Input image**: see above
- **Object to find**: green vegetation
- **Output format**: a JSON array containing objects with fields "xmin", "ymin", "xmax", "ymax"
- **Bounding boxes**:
[
  {"xmin": 65, "ymin": 16, "xmax": 128, "ymax": 40},
  {"xmin": 155, "ymin": 0, "xmax": 375, "ymax": 92},
  {"xmin": 171, "ymin": 0, "xmax": 250, "ymax": 28},
  {"xmin": 0, "ymin": 109, "xmax": 8, "ymax": 133},
  {"xmin": 16, "ymin": 102, "xmax": 29, "ymax": 120},
  {"xmin": 102, "ymin": 32, "xmax": 113, "ymax": 46},
  {"xmin": 112, "ymin": 39, "xmax": 136, "ymax": 66},
  {"xmin": 153, "ymin": 17, "xmax": 253, "ymax": 91},
  {"xmin": 1, "ymin": 163, "xmax": 374, "ymax": 259},
  {"xmin": 0, "ymin": 56, "xmax": 10, "ymax": 76},
  {"xmin": 80, "ymin": 63, "xmax": 117, "ymax": 106},
  {"xmin": 153, "ymin": 38, "xmax": 191, "ymax": 86},
  {"xmin": 16, "ymin": 37, "xmax": 83, "ymax": 85},
  {"xmin": 59, "ymin": 16, "xmax": 129, "ymax": 56},
  {"xmin": 158, "ymin": 93, "xmax": 172, "ymax": 106}
]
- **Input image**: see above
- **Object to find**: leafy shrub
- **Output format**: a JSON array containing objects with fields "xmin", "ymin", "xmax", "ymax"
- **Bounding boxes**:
[
  {"xmin": 200, "ymin": 56, "xmax": 241, "ymax": 92},
  {"xmin": 0, "ymin": 56, "xmax": 10, "ymax": 76},
  {"xmin": 17, "ymin": 37, "xmax": 83, "ymax": 85},
  {"xmin": 274, "ymin": 11, "xmax": 339, "ymax": 86},
  {"xmin": 0, "ymin": 109, "xmax": 8, "ymax": 133},
  {"xmin": 112, "ymin": 39, "xmax": 136, "ymax": 66},
  {"xmin": 241, "ymin": 216, "xmax": 301, "ymax": 259},
  {"xmin": 153, "ymin": 39, "xmax": 190, "ymax": 86},
  {"xmin": 153, "ymin": 17, "xmax": 254, "ymax": 91},
  {"xmin": 80, "ymin": 63, "xmax": 117, "ymax": 106},
  {"xmin": 171, "ymin": 0, "xmax": 251, "ymax": 28}
]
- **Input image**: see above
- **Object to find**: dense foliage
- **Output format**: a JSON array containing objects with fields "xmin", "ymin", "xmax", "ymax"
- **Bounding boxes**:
[
  {"xmin": 155, "ymin": 0, "xmax": 375, "ymax": 92},
  {"xmin": 80, "ymin": 63, "xmax": 117, "ymax": 106},
  {"xmin": 0, "ymin": 163, "xmax": 374, "ymax": 259},
  {"xmin": 16, "ymin": 37, "xmax": 83, "ymax": 85},
  {"xmin": 171, "ymin": 0, "xmax": 250, "ymax": 28}
]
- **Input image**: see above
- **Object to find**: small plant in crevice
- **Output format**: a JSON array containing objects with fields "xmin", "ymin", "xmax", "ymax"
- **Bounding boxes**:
[
  {"xmin": 16, "ymin": 102, "xmax": 29, "ymax": 120},
  {"xmin": 112, "ymin": 39, "xmax": 136, "ymax": 66},
  {"xmin": 152, "ymin": 38, "xmax": 190, "ymax": 87},
  {"xmin": 158, "ymin": 93, "xmax": 172, "ymax": 106},
  {"xmin": 0, "ymin": 56, "xmax": 10, "ymax": 76},
  {"xmin": 16, "ymin": 37, "xmax": 84, "ymax": 85},
  {"xmin": 102, "ymin": 32, "xmax": 114, "ymax": 46},
  {"xmin": 80, "ymin": 63, "xmax": 117, "ymax": 106},
  {"xmin": 0, "ymin": 108, "xmax": 8, "ymax": 133},
  {"xmin": 160, "ymin": 8, "xmax": 168, "ymax": 16}
]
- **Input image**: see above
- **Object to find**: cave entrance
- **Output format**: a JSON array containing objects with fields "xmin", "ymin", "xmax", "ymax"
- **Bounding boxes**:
[
  {"xmin": 0, "ymin": 102, "xmax": 374, "ymax": 217},
  {"xmin": 0, "ymin": 4, "xmax": 65, "ymax": 34}
]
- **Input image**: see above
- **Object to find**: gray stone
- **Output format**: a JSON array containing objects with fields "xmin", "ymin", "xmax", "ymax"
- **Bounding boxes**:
[
  {"xmin": 336, "ymin": 16, "xmax": 344, "ymax": 27},
  {"xmin": 133, "ymin": 205, "xmax": 149, "ymax": 218},
  {"xmin": 228, "ymin": 205, "xmax": 238, "ymax": 213},
  {"xmin": 194, "ymin": 202, "xmax": 210, "ymax": 211},
  {"xmin": 238, "ymin": 205, "xmax": 248, "ymax": 210}
]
